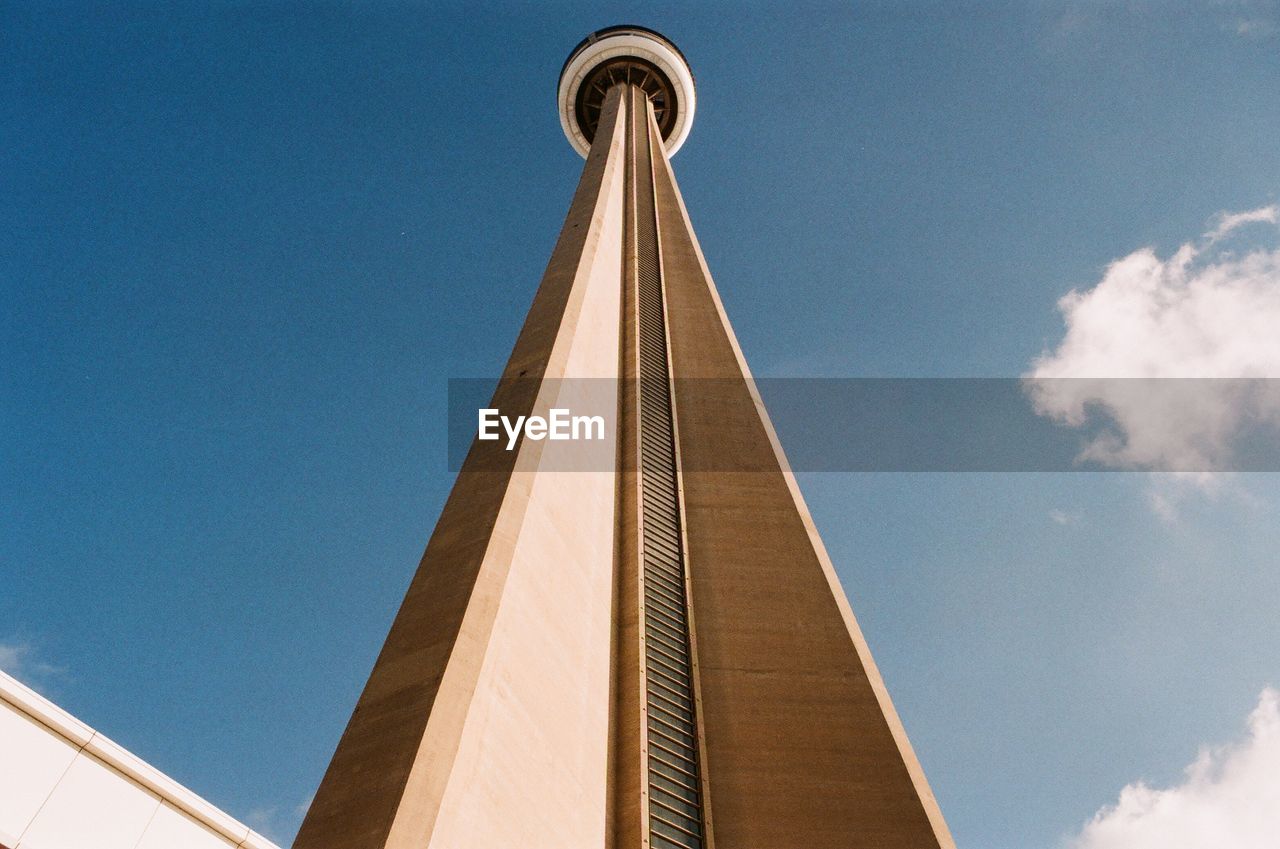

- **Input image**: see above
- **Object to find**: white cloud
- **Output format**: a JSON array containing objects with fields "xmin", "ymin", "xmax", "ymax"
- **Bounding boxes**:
[
  {"xmin": 1026, "ymin": 206, "xmax": 1280, "ymax": 473},
  {"xmin": 0, "ymin": 639, "xmax": 64, "ymax": 692},
  {"xmin": 1234, "ymin": 18, "xmax": 1278, "ymax": 39},
  {"xmin": 0, "ymin": 642, "xmax": 26, "ymax": 671},
  {"xmin": 1049, "ymin": 508, "xmax": 1081, "ymax": 525},
  {"xmin": 245, "ymin": 794, "xmax": 313, "ymax": 844},
  {"xmin": 1208, "ymin": 206, "xmax": 1278, "ymax": 242},
  {"xmin": 1144, "ymin": 472, "xmax": 1231, "ymax": 525},
  {"xmin": 1070, "ymin": 688, "xmax": 1280, "ymax": 849},
  {"xmin": 245, "ymin": 806, "xmax": 283, "ymax": 842}
]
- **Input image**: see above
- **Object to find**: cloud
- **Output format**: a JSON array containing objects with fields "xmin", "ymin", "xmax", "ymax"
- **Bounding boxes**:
[
  {"xmin": 1069, "ymin": 688, "xmax": 1280, "ymax": 849},
  {"xmin": 245, "ymin": 807, "xmax": 284, "ymax": 843},
  {"xmin": 1234, "ymin": 18, "xmax": 1278, "ymax": 39},
  {"xmin": 245, "ymin": 794, "xmax": 313, "ymax": 844},
  {"xmin": 1209, "ymin": 206, "xmax": 1278, "ymax": 242},
  {"xmin": 1025, "ymin": 206, "xmax": 1280, "ymax": 473},
  {"xmin": 1049, "ymin": 508, "xmax": 1081, "ymax": 525},
  {"xmin": 0, "ymin": 639, "xmax": 65, "ymax": 693},
  {"xmin": 1143, "ymin": 472, "xmax": 1233, "ymax": 525}
]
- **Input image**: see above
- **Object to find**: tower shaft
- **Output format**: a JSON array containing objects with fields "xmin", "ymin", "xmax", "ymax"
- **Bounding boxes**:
[
  {"xmin": 295, "ymin": 72, "xmax": 954, "ymax": 849},
  {"xmin": 613, "ymin": 84, "xmax": 712, "ymax": 849}
]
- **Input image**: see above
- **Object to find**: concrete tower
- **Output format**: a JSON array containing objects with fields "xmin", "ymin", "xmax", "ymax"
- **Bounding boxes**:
[{"xmin": 294, "ymin": 26, "xmax": 954, "ymax": 849}]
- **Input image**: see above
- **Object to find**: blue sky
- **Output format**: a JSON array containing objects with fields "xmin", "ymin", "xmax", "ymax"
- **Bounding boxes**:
[{"xmin": 4, "ymin": 3, "xmax": 1280, "ymax": 847}]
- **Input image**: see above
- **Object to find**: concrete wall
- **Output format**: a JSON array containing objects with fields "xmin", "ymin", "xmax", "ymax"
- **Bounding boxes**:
[
  {"xmin": 422, "ymin": 93, "xmax": 625, "ymax": 849},
  {"xmin": 292, "ymin": 86, "xmax": 630, "ymax": 849},
  {"xmin": 0, "ymin": 670, "xmax": 278, "ymax": 849},
  {"xmin": 651, "ymin": 112, "xmax": 955, "ymax": 848}
]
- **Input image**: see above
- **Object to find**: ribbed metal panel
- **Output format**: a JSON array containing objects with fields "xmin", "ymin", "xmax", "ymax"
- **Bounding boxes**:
[{"xmin": 634, "ymin": 95, "xmax": 706, "ymax": 849}]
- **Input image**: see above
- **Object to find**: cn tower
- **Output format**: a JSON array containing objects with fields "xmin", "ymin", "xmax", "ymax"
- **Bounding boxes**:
[{"xmin": 294, "ymin": 26, "xmax": 954, "ymax": 849}]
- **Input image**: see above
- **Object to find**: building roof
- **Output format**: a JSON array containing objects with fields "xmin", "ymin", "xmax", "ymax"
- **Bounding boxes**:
[{"xmin": 0, "ymin": 669, "xmax": 281, "ymax": 849}]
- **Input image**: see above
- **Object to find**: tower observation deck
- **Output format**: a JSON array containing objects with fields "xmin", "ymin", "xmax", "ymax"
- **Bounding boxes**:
[
  {"xmin": 558, "ymin": 26, "xmax": 696, "ymax": 157},
  {"xmin": 293, "ymin": 26, "xmax": 954, "ymax": 849}
]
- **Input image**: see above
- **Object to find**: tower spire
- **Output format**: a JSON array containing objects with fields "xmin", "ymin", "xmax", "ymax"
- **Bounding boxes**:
[{"xmin": 294, "ymin": 27, "xmax": 953, "ymax": 849}]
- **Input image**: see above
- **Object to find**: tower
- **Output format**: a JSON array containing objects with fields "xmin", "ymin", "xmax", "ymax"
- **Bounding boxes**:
[{"xmin": 294, "ymin": 26, "xmax": 954, "ymax": 849}]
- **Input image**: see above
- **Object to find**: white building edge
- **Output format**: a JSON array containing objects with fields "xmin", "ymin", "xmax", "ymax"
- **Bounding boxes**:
[{"xmin": 0, "ymin": 670, "xmax": 281, "ymax": 849}]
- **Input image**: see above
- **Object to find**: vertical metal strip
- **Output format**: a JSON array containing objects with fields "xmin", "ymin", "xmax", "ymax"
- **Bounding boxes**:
[
  {"xmin": 632, "ymin": 87, "xmax": 707, "ymax": 849},
  {"xmin": 645, "ymin": 99, "xmax": 717, "ymax": 849}
]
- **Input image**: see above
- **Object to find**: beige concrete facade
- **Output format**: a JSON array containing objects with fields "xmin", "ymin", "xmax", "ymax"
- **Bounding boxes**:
[
  {"xmin": 294, "ymin": 87, "xmax": 629, "ymax": 849},
  {"xmin": 650, "ymin": 110, "xmax": 954, "ymax": 849},
  {"xmin": 295, "ymin": 76, "xmax": 953, "ymax": 849}
]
